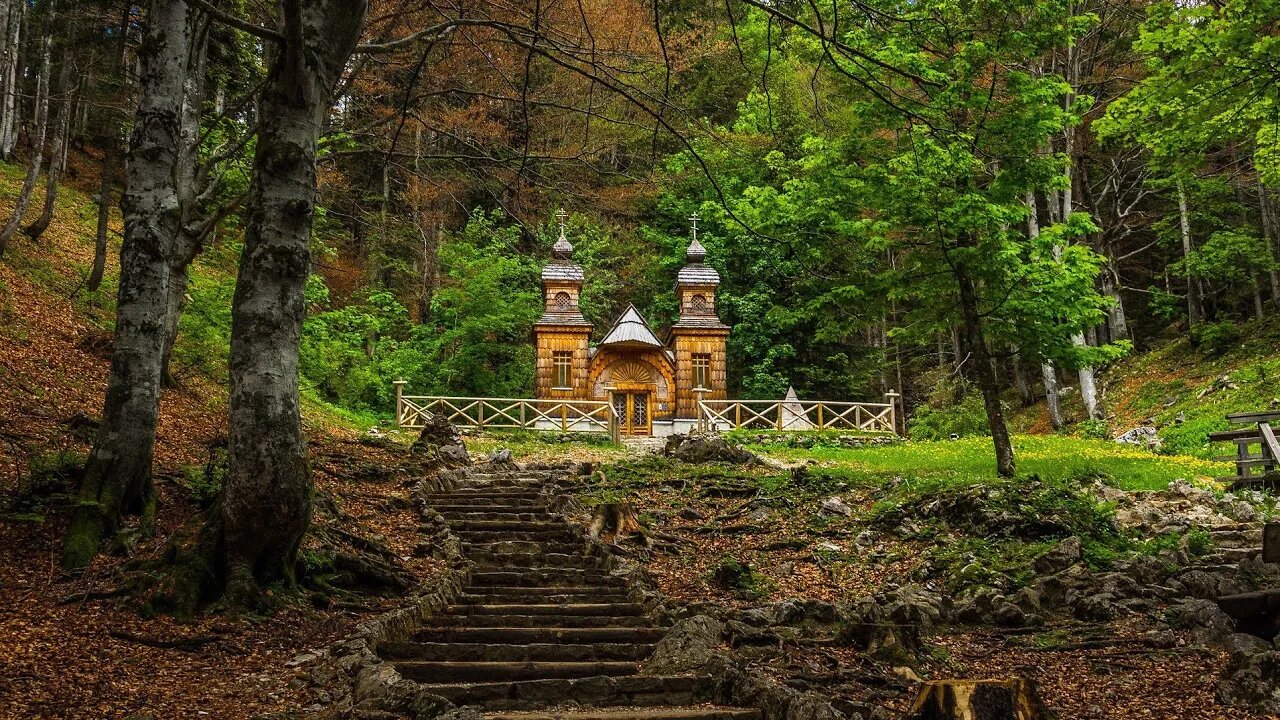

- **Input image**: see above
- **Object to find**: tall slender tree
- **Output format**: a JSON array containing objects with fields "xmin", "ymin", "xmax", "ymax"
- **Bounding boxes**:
[{"xmin": 63, "ymin": 0, "xmax": 193, "ymax": 571}]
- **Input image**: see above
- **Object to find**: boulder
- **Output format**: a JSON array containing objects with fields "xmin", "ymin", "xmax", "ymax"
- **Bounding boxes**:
[
  {"xmin": 1218, "ymin": 649, "xmax": 1280, "ymax": 715},
  {"xmin": 821, "ymin": 497, "xmax": 854, "ymax": 517},
  {"xmin": 1114, "ymin": 425, "xmax": 1162, "ymax": 451},
  {"xmin": 1167, "ymin": 598, "xmax": 1237, "ymax": 646},
  {"xmin": 643, "ymin": 615, "xmax": 726, "ymax": 675},
  {"xmin": 993, "ymin": 602, "xmax": 1027, "ymax": 628},
  {"xmin": 485, "ymin": 448, "xmax": 514, "ymax": 464},
  {"xmin": 410, "ymin": 415, "xmax": 470, "ymax": 467},
  {"xmin": 664, "ymin": 432, "xmax": 760, "ymax": 465},
  {"xmin": 1032, "ymin": 537, "xmax": 1082, "ymax": 575}
]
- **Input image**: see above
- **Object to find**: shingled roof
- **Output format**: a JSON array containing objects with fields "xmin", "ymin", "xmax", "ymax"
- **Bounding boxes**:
[{"xmin": 599, "ymin": 304, "xmax": 664, "ymax": 348}]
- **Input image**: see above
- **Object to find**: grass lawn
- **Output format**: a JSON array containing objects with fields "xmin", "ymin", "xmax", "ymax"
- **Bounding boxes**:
[{"xmin": 749, "ymin": 434, "xmax": 1232, "ymax": 492}]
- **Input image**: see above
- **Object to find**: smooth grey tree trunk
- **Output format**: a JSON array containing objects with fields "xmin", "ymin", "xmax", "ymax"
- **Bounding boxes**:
[
  {"xmin": 62, "ymin": 0, "xmax": 190, "ymax": 571},
  {"xmin": 218, "ymin": 0, "xmax": 368, "ymax": 601},
  {"xmin": 87, "ymin": 158, "xmax": 111, "ymax": 292},
  {"xmin": 1260, "ymin": 182, "xmax": 1280, "ymax": 304},
  {"xmin": 0, "ymin": 0, "xmax": 22, "ymax": 160},
  {"xmin": 23, "ymin": 48, "xmax": 74, "ymax": 241},
  {"xmin": 1177, "ymin": 180, "xmax": 1204, "ymax": 328},
  {"xmin": 1100, "ymin": 260, "xmax": 1129, "ymax": 342},
  {"xmin": 160, "ymin": 14, "xmax": 210, "ymax": 387},
  {"xmin": 1027, "ymin": 190, "xmax": 1064, "ymax": 429},
  {"xmin": 0, "ymin": 33, "xmax": 50, "ymax": 257},
  {"xmin": 1009, "ymin": 347, "xmax": 1034, "ymax": 407}
]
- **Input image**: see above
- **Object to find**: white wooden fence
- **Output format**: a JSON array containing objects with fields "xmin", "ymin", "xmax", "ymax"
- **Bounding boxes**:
[
  {"xmin": 696, "ymin": 396, "xmax": 898, "ymax": 434},
  {"xmin": 392, "ymin": 382, "xmax": 901, "ymax": 437},
  {"xmin": 395, "ymin": 389, "xmax": 614, "ymax": 434}
]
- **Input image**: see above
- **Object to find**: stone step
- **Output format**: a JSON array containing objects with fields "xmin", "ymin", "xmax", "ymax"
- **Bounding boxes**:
[
  {"xmin": 464, "ymin": 540, "xmax": 586, "ymax": 555},
  {"xmin": 446, "ymin": 603, "xmax": 647, "ymax": 617},
  {"xmin": 422, "ymin": 491, "xmax": 546, "ymax": 502},
  {"xmin": 407, "ymin": 674, "xmax": 717, "ymax": 711},
  {"xmin": 458, "ymin": 591, "xmax": 634, "ymax": 605},
  {"xmin": 469, "ymin": 552, "xmax": 601, "ymax": 569},
  {"xmin": 433, "ymin": 504, "xmax": 550, "ymax": 513},
  {"xmin": 442, "ymin": 511, "xmax": 554, "ymax": 522},
  {"xmin": 412, "ymin": 626, "xmax": 668, "ymax": 644},
  {"xmin": 1204, "ymin": 547, "xmax": 1261, "ymax": 563},
  {"xmin": 430, "ymin": 614, "xmax": 656, "ymax": 629},
  {"xmin": 486, "ymin": 707, "xmax": 761, "ymax": 720},
  {"xmin": 453, "ymin": 530, "xmax": 578, "ymax": 540},
  {"xmin": 1209, "ymin": 528, "xmax": 1263, "ymax": 545},
  {"xmin": 470, "ymin": 569, "xmax": 625, "ymax": 587},
  {"xmin": 449, "ymin": 519, "xmax": 572, "ymax": 532},
  {"xmin": 379, "ymin": 640, "xmax": 655, "ymax": 662},
  {"xmin": 394, "ymin": 660, "xmax": 639, "ymax": 683},
  {"xmin": 454, "ymin": 531, "xmax": 581, "ymax": 545}
]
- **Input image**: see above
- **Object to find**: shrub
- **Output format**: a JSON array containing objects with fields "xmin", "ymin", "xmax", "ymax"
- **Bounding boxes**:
[
  {"xmin": 908, "ymin": 391, "xmax": 990, "ymax": 440},
  {"xmin": 1191, "ymin": 320, "xmax": 1241, "ymax": 355}
]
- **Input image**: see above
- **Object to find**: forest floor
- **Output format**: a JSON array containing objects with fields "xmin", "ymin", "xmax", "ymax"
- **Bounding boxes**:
[{"xmin": 0, "ymin": 157, "xmax": 448, "ymax": 719}]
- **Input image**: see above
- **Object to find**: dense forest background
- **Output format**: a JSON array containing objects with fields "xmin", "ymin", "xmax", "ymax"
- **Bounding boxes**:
[{"xmin": 1, "ymin": 0, "xmax": 1277, "ymax": 427}]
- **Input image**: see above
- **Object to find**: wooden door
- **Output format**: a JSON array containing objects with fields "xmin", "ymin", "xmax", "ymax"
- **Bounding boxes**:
[{"xmin": 612, "ymin": 391, "xmax": 652, "ymax": 436}]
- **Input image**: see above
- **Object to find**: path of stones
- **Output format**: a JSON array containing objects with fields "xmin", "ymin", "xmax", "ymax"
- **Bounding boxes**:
[{"xmin": 378, "ymin": 466, "xmax": 756, "ymax": 720}]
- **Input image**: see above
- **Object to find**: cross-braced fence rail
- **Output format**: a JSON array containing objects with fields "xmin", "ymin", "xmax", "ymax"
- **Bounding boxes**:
[
  {"xmin": 1210, "ymin": 411, "xmax": 1280, "ymax": 488},
  {"xmin": 396, "ymin": 393, "xmax": 614, "ymax": 434},
  {"xmin": 696, "ymin": 397, "xmax": 898, "ymax": 434}
]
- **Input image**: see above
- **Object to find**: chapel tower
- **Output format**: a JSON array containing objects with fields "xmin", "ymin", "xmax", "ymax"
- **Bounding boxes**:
[
  {"xmin": 667, "ymin": 213, "xmax": 730, "ymax": 418},
  {"xmin": 532, "ymin": 210, "xmax": 593, "ymax": 398}
]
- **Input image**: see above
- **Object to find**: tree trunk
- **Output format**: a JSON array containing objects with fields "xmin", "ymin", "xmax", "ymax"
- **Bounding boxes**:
[
  {"xmin": 23, "ymin": 47, "xmax": 74, "ymax": 242},
  {"xmin": 956, "ymin": 262, "xmax": 1015, "ymax": 477},
  {"xmin": 418, "ymin": 221, "xmax": 440, "ymax": 323},
  {"xmin": 217, "ymin": 0, "xmax": 368, "ymax": 603},
  {"xmin": 0, "ymin": 32, "xmax": 50, "ymax": 257},
  {"xmin": 1177, "ymin": 179, "xmax": 1203, "ymax": 328},
  {"xmin": 1041, "ymin": 362, "xmax": 1063, "ymax": 430},
  {"xmin": 87, "ymin": 153, "xmax": 112, "ymax": 292},
  {"xmin": 160, "ymin": 15, "xmax": 210, "ymax": 388},
  {"xmin": 1009, "ymin": 347, "xmax": 1033, "ymax": 408},
  {"xmin": 0, "ymin": 0, "xmax": 23, "ymax": 161},
  {"xmin": 1260, "ymin": 182, "xmax": 1280, "ymax": 305},
  {"xmin": 62, "ymin": 0, "xmax": 190, "ymax": 572},
  {"xmin": 1100, "ymin": 260, "xmax": 1129, "ymax": 341}
]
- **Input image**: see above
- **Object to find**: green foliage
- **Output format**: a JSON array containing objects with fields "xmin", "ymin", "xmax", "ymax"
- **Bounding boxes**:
[
  {"xmin": 8, "ymin": 450, "xmax": 85, "ymax": 516},
  {"xmin": 298, "ymin": 210, "xmax": 540, "ymax": 411},
  {"xmin": 1191, "ymin": 320, "xmax": 1242, "ymax": 356},
  {"xmin": 181, "ymin": 449, "xmax": 229, "ymax": 509},
  {"xmin": 1078, "ymin": 419, "xmax": 1110, "ymax": 440},
  {"xmin": 909, "ymin": 393, "xmax": 991, "ymax": 441},
  {"xmin": 710, "ymin": 556, "xmax": 773, "ymax": 597}
]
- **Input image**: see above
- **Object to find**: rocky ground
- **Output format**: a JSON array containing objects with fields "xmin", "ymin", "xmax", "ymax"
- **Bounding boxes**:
[{"xmin": 559, "ymin": 433, "xmax": 1280, "ymax": 719}]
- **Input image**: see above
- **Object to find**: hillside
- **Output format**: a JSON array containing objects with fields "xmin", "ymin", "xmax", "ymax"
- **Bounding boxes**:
[
  {"xmin": 1008, "ymin": 317, "xmax": 1280, "ymax": 461},
  {"xmin": 0, "ymin": 156, "xmax": 444, "ymax": 717}
]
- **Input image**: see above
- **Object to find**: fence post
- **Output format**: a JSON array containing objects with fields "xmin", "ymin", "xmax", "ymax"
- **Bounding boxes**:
[
  {"xmin": 885, "ymin": 389, "xmax": 901, "ymax": 435},
  {"xmin": 817, "ymin": 402, "xmax": 824, "ymax": 430},
  {"xmin": 695, "ymin": 389, "xmax": 706, "ymax": 432},
  {"xmin": 392, "ymin": 379, "xmax": 407, "ymax": 429},
  {"xmin": 561, "ymin": 403, "xmax": 568, "ymax": 432},
  {"xmin": 520, "ymin": 402, "xmax": 527, "ymax": 428},
  {"xmin": 607, "ymin": 390, "xmax": 619, "ymax": 442},
  {"xmin": 477, "ymin": 401, "xmax": 484, "ymax": 429}
]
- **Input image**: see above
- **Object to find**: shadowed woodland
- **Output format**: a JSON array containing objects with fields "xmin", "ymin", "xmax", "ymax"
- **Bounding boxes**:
[{"xmin": 2, "ymin": 0, "xmax": 1280, "ymax": 718}]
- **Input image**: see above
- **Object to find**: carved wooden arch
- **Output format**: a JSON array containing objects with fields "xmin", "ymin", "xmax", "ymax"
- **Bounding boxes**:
[{"xmin": 587, "ymin": 349, "xmax": 675, "ymax": 402}]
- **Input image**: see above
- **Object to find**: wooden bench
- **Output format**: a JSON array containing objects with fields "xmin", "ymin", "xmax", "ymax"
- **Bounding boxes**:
[{"xmin": 1208, "ymin": 411, "xmax": 1280, "ymax": 488}]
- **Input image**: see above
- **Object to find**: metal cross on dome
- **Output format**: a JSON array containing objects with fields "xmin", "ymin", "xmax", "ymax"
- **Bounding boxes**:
[
  {"xmin": 688, "ymin": 211, "xmax": 699, "ymax": 241},
  {"xmin": 556, "ymin": 208, "xmax": 568, "ymax": 239}
]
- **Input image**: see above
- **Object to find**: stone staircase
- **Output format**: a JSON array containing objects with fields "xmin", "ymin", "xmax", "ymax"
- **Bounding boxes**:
[{"xmin": 380, "ymin": 468, "xmax": 756, "ymax": 720}]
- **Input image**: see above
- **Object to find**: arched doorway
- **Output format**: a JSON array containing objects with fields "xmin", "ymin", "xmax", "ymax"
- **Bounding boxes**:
[{"xmin": 602, "ymin": 360, "xmax": 660, "ymax": 435}]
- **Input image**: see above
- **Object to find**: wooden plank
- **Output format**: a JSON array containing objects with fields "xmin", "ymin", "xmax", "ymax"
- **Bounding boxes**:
[
  {"xmin": 1228, "ymin": 411, "xmax": 1280, "ymax": 424},
  {"xmin": 1265, "ymin": 523, "xmax": 1280, "ymax": 564},
  {"xmin": 1208, "ymin": 428, "xmax": 1264, "ymax": 442},
  {"xmin": 1261, "ymin": 423, "xmax": 1280, "ymax": 463}
]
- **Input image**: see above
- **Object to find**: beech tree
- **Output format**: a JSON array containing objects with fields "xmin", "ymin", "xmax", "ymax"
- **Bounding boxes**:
[{"xmin": 63, "ymin": 0, "xmax": 194, "ymax": 570}]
